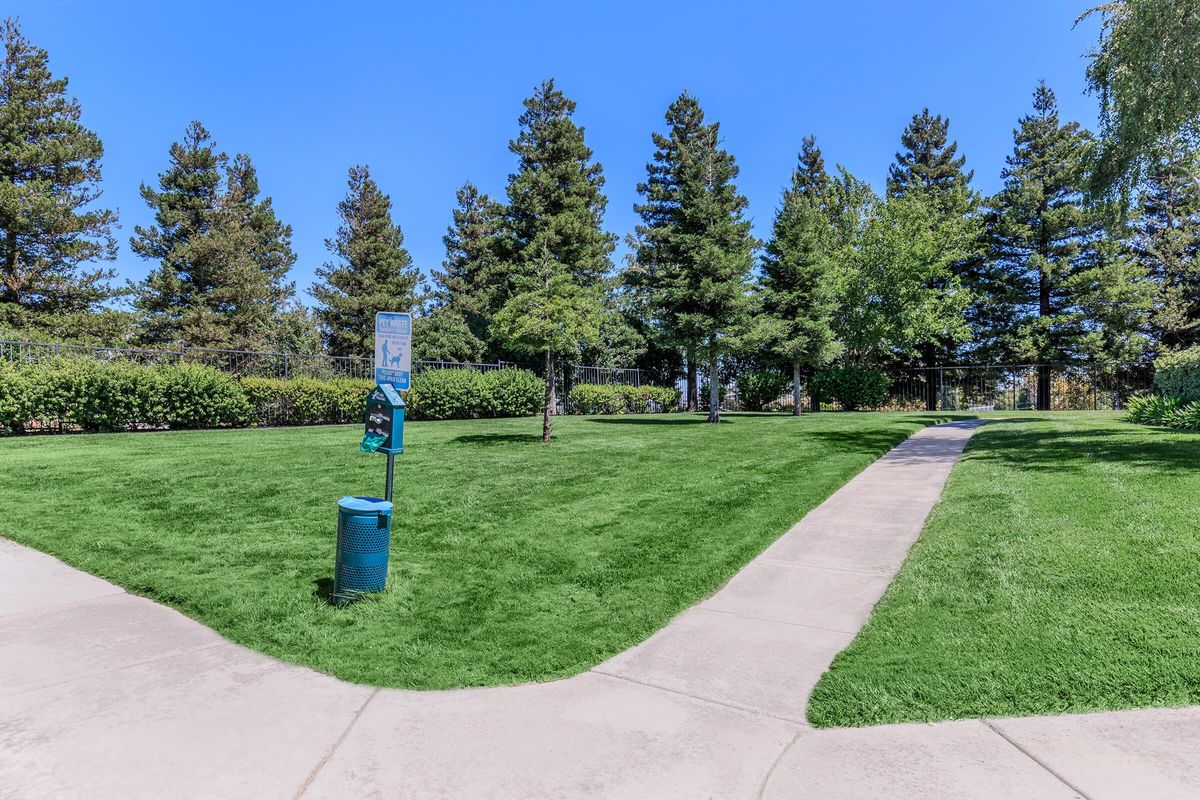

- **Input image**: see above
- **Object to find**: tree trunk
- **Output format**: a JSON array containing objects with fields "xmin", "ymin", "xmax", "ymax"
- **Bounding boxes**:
[
  {"xmin": 792, "ymin": 361, "xmax": 803, "ymax": 417},
  {"xmin": 686, "ymin": 351, "xmax": 698, "ymax": 412},
  {"xmin": 1037, "ymin": 269, "xmax": 1051, "ymax": 411},
  {"xmin": 923, "ymin": 342, "xmax": 938, "ymax": 411},
  {"xmin": 543, "ymin": 349, "xmax": 556, "ymax": 443},
  {"xmin": 707, "ymin": 350, "xmax": 721, "ymax": 423}
]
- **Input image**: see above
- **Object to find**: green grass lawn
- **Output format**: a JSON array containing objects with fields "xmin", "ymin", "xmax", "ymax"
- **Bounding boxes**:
[
  {"xmin": 807, "ymin": 412, "xmax": 1200, "ymax": 727},
  {"xmin": 0, "ymin": 411, "xmax": 959, "ymax": 688}
]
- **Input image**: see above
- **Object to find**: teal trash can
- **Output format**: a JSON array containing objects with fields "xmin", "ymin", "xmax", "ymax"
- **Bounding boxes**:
[{"xmin": 334, "ymin": 496, "xmax": 393, "ymax": 595}]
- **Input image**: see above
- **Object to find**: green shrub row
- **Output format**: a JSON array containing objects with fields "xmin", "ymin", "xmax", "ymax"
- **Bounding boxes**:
[
  {"xmin": 735, "ymin": 369, "xmax": 791, "ymax": 411},
  {"xmin": 811, "ymin": 366, "xmax": 890, "ymax": 411},
  {"xmin": 1154, "ymin": 346, "xmax": 1200, "ymax": 403},
  {"xmin": 0, "ymin": 358, "xmax": 549, "ymax": 434},
  {"xmin": 568, "ymin": 383, "xmax": 681, "ymax": 414},
  {"xmin": 1126, "ymin": 394, "xmax": 1200, "ymax": 430}
]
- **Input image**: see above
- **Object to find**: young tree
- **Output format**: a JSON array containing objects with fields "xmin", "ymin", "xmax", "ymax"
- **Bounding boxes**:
[
  {"xmin": 1082, "ymin": 0, "xmax": 1200, "ymax": 194},
  {"xmin": 131, "ymin": 122, "xmax": 296, "ymax": 349},
  {"xmin": 759, "ymin": 136, "xmax": 843, "ymax": 415},
  {"xmin": 988, "ymin": 83, "xmax": 1102, "ymax": 409},
  {"xmin": 497, "ymin": 79, "xmax": 614, "ymax": 441},
  {"xmin": 0, "ymin": 18, "xmax": 117, "ymax": 316},
  {"xmin": 310, "ymin": 165, "xmax": 420, "ymax": 356},
  {"xmin": 629, "ymin": 92, "xmax": 755, "ymax": 422},
  {"xmin": 428, "ymin": 182, "xmax": 508, "ymax": 352},
  {"xmin": 887, "ymin": 108, "xmax": 983, "ymax": 407},
  {"xmin": 1131, "ymin": 138, "xmax": 1200, "ymax": 349}
]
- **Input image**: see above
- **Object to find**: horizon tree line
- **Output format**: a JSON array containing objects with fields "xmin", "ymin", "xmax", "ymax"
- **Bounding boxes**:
[{"xmin": 2, "ymin": 5, "xmax": 1197, "ymax": 421}]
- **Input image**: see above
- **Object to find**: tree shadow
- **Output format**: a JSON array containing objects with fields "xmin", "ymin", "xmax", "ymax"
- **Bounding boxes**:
[
  {"xmin": 451, "ymin": 432, "xmax": 543, "ymax": 445},
  {"xmin": 586, "ymin": 415, "xmax": 733, "ymax": 425},
  {"xmin": 964, "ymin": 416, "xmax": 1200, "ymax": 475}
]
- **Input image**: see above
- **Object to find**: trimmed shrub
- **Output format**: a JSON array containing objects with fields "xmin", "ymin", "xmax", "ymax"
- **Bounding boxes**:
[
  {"xmin": 157, "ymin": 363, "xmax": 249, "ymax": 429},
  {"xmin": 569, "ymin": 383, "xmax": 680, "ymax": 414},
  {"xmin": 406, "ymin": 368, "xmax": 484, "ymax": 421},
  {"xmin": 0, "ymin": 359, "xmax": 30, "ymax": 433},
  {"xmin": 1154, "ymin": 346, "xmax": 1200, "ymax": 403},
  {"xmin": 23, "ymin": 357, "xmax": 161, "ymax": 432},
  {"xmin": 241, "ymin": 376, "xmax": 373, "ymax": 426},
  {"xmin": 478, "ymin": 368, "xmax": 545, "ymax": 417},
  {"xmin": 811, "ymin": 366, "xmax": 890, "ymax": 411},
  {"xmin": 735, "ymin": 369, "xmax": 791, "ymax": 412}
]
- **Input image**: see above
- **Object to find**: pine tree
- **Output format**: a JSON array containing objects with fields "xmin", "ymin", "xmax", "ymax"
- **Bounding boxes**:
[
  {"xmin": 887, "ymin": 108, "xmax": 983, "ymax": 407},
  {"xmin": 988, "ymin": 83, "xmax": 1102, "ymax": 409},
  {"xmin": 0, "ymin": 18, "xmax": 117, "ymax": 316},
  {"xmin": 494, "ymin": 79, "xmax": 614, "ymax": 442},
  {"xmin": 759, "ymin": 136, "xmax": 843, "ymax": 415},
  {"xmin": 310, "ymin": 165, "xmax": 420, "ymax": 356},
  {"xmin": 629, "ymin": 92, "xmax": 710, "ymax": 409},
  {"xmin": 1131, "ymin": 137, "xmax": 1200, "ymax": 349},
  {"xmin": 428, "ymin": 182, "xmax": 507, "ymax": 352},
  {"xmin": 132, "ymin": 122, "xmax": 296, "ymax": 349},
  {"xmin": 630, "ymin": 92, "xmax": 756, "ymax": 421}
]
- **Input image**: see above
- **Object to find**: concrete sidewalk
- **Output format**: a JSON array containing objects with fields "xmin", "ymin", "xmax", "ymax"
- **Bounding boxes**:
[{"xmin": 3, "ymin": 419, "xmax": 1197, "ymax": 799}]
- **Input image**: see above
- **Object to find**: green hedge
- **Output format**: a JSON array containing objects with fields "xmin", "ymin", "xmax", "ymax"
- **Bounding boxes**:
[
  {"xmin": 735, "ymin": 369, "xmax": 791, "ymax": 411},
  {"xmin": 0, "ymin": 359, "xmax": 550, "ymax": 434},
  {"xmin": 1154, "ymin": 346, "xmax": 1200, "ymax": 403},
  {"xmin": 568, "ymin": 383, "xmax": 681, "ymax": 414},
  {"xmin": 811, "ymin": 366, "xmax": 890, "ymax": 411}
]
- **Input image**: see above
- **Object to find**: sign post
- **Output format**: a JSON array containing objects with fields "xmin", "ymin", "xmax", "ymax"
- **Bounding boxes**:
[{"xmin": 372, "ymin": 311, "xmax": 411, "ymax": 502}]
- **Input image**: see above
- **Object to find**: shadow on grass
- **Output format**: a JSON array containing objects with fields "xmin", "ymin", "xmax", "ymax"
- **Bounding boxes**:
[
  {"xmin": 964, "ymin": 416, "xmax": 1200, "ymax": 475},
  {"xmin": 451, "ymin": 432, "xmax": 544, "ymax": 446},
  {"xmin": 586, "ymin": 415, "xmax": 732, "ymax": 425}
]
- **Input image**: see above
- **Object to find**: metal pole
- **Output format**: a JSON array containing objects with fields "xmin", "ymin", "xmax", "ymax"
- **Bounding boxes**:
[{"xmin": 385, "ymin": 452, "xmax": 395, "ymax": 503}]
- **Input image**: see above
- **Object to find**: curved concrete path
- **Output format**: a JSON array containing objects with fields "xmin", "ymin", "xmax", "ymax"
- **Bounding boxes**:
[{"xmin": 3, "ymin": 419, "xmax": 1197, "ymax": 799}]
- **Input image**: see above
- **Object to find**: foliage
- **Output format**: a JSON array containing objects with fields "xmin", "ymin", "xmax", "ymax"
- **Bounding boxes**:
[
  {"xmin": 428, "ymin": 183, "xmax": 508, "ymax": 355},
  {"xmin": 411, "ymin": 308, "xmax": 487, "ymax": 363},
  {"xmin": 1124, "ymin": 392, "xmax": 1182, "ymax": 425},
  {"xmin": 1130, "ymin": 138, "xmax": 1200, "ymax": 349},
  {"xmin": 758, "ymin": 136, "xmax": 843, "ymax": 403},
  {"xmin": 1082, "ymin": 0, "xmax": 1200, "ymax": 194},
  {"xmin": 240, "ymin": 376, "xmax": 370, "ymax": 426},
  {"xmin": 156, "ymin": 363, "xmax": 250, "ymax": 429},
  {"xmin": 1153, "ymin": 345, "xmax": 1200, "ymax": 402},
  {"xmin": 499, "ymin": 79, "xmax": 615, "ymax": 441},
  {"xmin": 567, "ymin": 383, "xmax": 680, "ymax": 414},
  {"xmin": 811, "ymin": 366, "xmax": 890, "ymax": 410},
  {"xmin": 0, "ymin": 18, "xmax": 117, "ymax": 315},
  {"xmin": 735, "ymin": 369, "xmax": 791, "ymax": 411},
  {"xmin": 130, "ymin": 122, "xmax": 296, "ymax": 349},
  {"xmin": 477, "ymin": 368, "xmax": 545, "ymax": 417},
  {"xmin": 310, "ymin": 165, "xmax": 421, "ymax": 356}
]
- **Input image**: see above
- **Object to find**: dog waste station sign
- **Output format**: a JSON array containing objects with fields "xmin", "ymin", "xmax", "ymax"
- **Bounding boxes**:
[{"xmin": 332, "ymin": 311, "xmax": 411, "ymax": 603}]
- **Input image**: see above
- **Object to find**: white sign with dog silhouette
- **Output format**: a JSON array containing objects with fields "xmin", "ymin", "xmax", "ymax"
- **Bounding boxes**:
[{"xmin": 374, "ymin": 311, "xmax": 412, "ymax": 390}]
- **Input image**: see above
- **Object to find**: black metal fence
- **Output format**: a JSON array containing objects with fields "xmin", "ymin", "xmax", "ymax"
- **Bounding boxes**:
[{"xmin": 0, "ymin": 340, "xmax": 644, "ymax": 387}]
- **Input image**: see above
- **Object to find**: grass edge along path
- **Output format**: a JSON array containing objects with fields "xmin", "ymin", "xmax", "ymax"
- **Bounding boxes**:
[
  {"xmin": 0, "ymin": 412, "xmax": 965, "ymax": 689},
  {"xmin": 807, "ymin": 413, "xmax": 1200, "ymax": 728}
]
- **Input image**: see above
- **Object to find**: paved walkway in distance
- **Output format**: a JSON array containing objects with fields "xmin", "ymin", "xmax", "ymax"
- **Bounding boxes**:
[{"xmin": 3, "ymin": 419, "xmax": 1198, "ymax": 799}]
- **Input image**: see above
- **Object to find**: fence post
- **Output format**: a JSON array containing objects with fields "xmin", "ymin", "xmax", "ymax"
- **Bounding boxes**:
[
  {"xmin": 284, "ymin": 353, "xmax": 290, "ymax": 380},
  {"xmin": 938, "ymin": 367, "xmax": 944, "ymax": 411}
]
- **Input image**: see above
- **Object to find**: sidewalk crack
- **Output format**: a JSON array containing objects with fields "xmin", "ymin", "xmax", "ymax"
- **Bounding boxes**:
[
  {"xmin": 293, "ymin": 687, "xmax": 380, "ymax": 799},
  {"xmin": 982, "ymin": 719, "xmax": 1093, "ymax": 799}
]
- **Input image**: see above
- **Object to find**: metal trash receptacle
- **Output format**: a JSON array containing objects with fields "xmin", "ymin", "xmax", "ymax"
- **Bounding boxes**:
[{"xmin": 334, "ymin": 496, "xmax": 393, "ymax": 595}]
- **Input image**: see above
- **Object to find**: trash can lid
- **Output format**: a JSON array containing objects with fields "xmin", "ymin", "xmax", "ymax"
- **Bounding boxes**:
[{"xmin": 338, "ymin": 496, "xmax": 394, "ymax": 514}]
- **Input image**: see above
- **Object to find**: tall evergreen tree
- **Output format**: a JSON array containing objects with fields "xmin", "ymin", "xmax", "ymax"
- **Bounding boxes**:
[
  {"xmin": 887, "ymin": 108, "xmax": 972, "ymax": 205},
  {"xmin": 1131, "ymin": 137, "xmax": 1200, "ymax": 349},
  {"xmin": 630, "ymin": 92, "xmax": 755, "ymax": 422},
  {"xmin": 887, "ymin": 108, "xmax": 983, "ymax": 407},
  {"xmin": 0, "ymin": 18, "xmax": 117, "ymax": 315},
  {"xmin": 494, "ymin": 79, "xmax": 614, "ymax": 442},
  {"xmin": 310, "ymin": 165, "xmax": 420, "ymax": 356},
  {"xmin": 629, "ymin": 92, "xmax": 711, "ymax": 409},
  {"xmin": 759, "ymin": 136, "xmax": 843, "ymax": 415},
  {"xmin": 426, "ymin": 182, "xmax": 507, "ymax": 355},
  {"xmin": 131, "ymin": 122, "xmax": 296, "ymax": 349},
  {"xmin": 988, "ymin": 83, "xmax": 1103, "ymax": 409}
]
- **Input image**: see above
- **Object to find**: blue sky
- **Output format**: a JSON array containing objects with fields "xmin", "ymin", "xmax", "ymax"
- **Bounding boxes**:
[{"xmin": 16, "ymin": 1, "xmax": 1102, "ymax": 304}]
